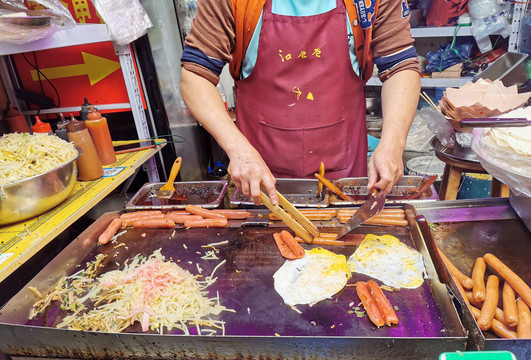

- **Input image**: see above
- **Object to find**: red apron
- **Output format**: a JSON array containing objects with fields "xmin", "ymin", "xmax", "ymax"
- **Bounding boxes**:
[{"xmin": 235, "ymin": 0, "xmax": 368, "ymax": 179}]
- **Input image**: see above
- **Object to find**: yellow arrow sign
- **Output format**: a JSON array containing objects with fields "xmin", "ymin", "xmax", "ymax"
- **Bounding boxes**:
[{"xmin": 31, "ymin": 52, "xmax": 121, "ymax": 86}]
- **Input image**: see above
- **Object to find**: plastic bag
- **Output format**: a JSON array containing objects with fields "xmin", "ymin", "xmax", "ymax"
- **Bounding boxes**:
[
  {"xmin": 177, "ymin": 0, "xmax": 197, "ymax": 37},
  {"xmin": 425, "ymin": 40, "xmax": 474, "ymax": 73},
  {"xmin": 0, "ymin": 0, "xmax": 75, "ymax": 44},
  {"xmin": 419, "ymin": 106, "xmax": 455, "ymax": 147},
  {"xmin": 91, "ymin": 0, "xmax": 152, "ymax": 45},
  {"xmin": 472, "ymin": 127, "xmax": 531, "ymax": 197},
  {"xmin": 405, "ymin": 111, "xmax": 435, "ymax": 153}
]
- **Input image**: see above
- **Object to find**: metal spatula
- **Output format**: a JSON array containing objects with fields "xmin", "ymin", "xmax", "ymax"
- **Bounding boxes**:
[
  {"xmin": 156, "ymin": 157, "xmax": 182, "ymax": 199},
  {"xmin": 335, "ymin": 189, "xmax": 386, "ymax": 240}
]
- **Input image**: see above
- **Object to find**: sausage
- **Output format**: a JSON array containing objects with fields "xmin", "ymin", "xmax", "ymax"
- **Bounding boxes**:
[
  {"xmin": 477, "ymin": 275, "xmax": 500, "ymax": 331},
  {"xmin": 356, "ymin": 281, "xmax": 385, "ymax": 327},
  {"xmin": 472, "ymin": 257, "xmax": 486, "ymax": 302},
  {"xmin": 120, "ymin": 210, "xmax": 163, "ymax": 220},
  {"xmin": 98, "ymin": 218, "xmax": 123, "ymax": 245},
  {"xmin": 273, "ymin": 231, "xmax": 305, "ymax": 259},
  {"xmin": 164, "ymin": 214, "xmax": 203, "ymax": 223},
  {"xmin": 437, "ymin": 248, "xmax": 474, "ymax": 289},
  {"xmin": 185, "ymin": 205, "xmax": 228, "ymax": 219},
  {"xmin": 363, "ymin": 218, "xmax": 409, "ymax": 227},
  {"xmin": 211, "ymin": 210, "xmax": 251, "ymax": 219},
  {"xmin": 470, "ymin": 305, "xmax": 517, "ymax": 339},
  {"xmin": 367, "ymin": 280, "xmax": 399, "ymax": 325},
  {"xmin": 453, "ymin": 275, "xmax": 470, "ymax": 306},
  {"xmin": 516, "ymin": 298, "xmax": 531, "ymax": 339},
  {"xmin": 502, "ymin": 282, "xmax": 519, "ymax": 328},
  {"xmin": 166, "ymin": 211, "xmax": 190, "ymax": 215},
  {"xmin": 483, "ymin": 253, "xmax": 531, "ymax": 309},
  {"xmin": 131, "ymin": 219, "xmax": 175, "ymax": 228},
  {"xmin": 337, "ymin": 209, "xmax": 405, "ymax": 217},
  {"xmin": 295, "ymin": 235, "xmax": 364, "ymax": 246},
  {"xmin": 183, "ymin": 218, "xmax": 228, "ymax": 228},
  {"xmin": 465, "ymin": 291, "xmax": 511, "ymax": 328},
  {"xmin": 122, "ymin": 213, "xmax": 165, "ymax": 227}
]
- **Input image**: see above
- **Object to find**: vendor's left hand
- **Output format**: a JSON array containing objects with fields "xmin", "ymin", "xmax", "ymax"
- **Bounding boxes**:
[{"xmin": 367, "ymin": 143, "xmax": 404, "ymax": 195}]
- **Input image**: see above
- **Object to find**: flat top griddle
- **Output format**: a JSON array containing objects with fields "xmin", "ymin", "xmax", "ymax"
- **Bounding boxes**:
[{"xmin": 15, "ymin": 212, "xmax": 461, "ymax": 339}]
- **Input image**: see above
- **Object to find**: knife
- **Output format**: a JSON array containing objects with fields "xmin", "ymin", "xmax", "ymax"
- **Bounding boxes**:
[{"xmin": 336, "ymin": 189, "xmax": 386, "ymax": 240}]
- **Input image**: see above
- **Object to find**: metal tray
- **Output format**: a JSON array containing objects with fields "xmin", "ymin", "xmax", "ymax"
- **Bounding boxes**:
[
  {"xmin": 231, "ymin": 178, "xmax": 329, "ymax": 207},
  {"xmin": 125, "ymin": 180, "xmax": 228, "ymax": 210},
  {"xmin": 0, "ymin": 206, "xmax": 467, "ymax": 359},
  {"xmin": 416, "ymin": 198, "xmax": 531, "ymax": 359},
  {"xmin": 329, "ymin": 175, "xmax": 439, "ymax": 206}
]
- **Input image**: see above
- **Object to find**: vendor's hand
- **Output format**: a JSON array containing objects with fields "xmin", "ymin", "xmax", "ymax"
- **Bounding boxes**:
[
  {"xmin": 367, "ymin": 143, "xmax": 404, "ymax": 195},
  {"xmin": 228, "ymin": 144, "xmax": 278, "ymax": 206}
]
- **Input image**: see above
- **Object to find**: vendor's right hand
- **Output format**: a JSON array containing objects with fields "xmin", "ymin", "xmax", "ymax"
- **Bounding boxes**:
[{"xmin": 228, "ymin": 145, "xmax": 278, "ymax": 206}]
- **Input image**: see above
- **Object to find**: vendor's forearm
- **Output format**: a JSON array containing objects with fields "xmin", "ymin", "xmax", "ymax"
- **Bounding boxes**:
[
  {"xmin": 180, "ymin": 69, "xmax": 250, "ymax": 158},
  {"xmin": 379, "ymin": 70, "xmax": 420, "ymax": 149}
]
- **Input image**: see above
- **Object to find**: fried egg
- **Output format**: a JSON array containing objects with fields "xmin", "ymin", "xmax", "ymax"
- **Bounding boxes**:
[
  {"xmin": 273, "ymin": 248, "xmax": 350, "ymax": 307},
  {"xmin": 347, "ymin": 234, "xmax": 425, "ymax": 289}
]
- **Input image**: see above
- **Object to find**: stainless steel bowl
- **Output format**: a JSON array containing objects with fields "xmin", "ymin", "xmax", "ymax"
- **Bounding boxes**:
[{"xmin": 0, "ymin": 150, "xmax": 80, "ymax": 226}]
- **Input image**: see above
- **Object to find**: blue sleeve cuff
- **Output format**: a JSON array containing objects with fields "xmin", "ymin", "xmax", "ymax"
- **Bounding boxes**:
[
  {"xmin": 181, "ymin": 45, "xmax": 226, "ymax": 77},
  {"xmin": 373, "ymin": 46, "xmax": 418, "ymax": 73}
]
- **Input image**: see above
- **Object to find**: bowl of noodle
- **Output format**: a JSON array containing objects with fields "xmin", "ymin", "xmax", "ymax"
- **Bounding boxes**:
[{"xmin": 0, "ymin": 133, "xmax": 80, "ymax": 225}]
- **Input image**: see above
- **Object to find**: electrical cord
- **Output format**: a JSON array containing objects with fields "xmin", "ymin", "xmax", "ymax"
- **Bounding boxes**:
[
  {"xmin": 21, "ymin": 52, "xmax": 61, "ymax": 108},
  {"xmin": 438, "ymin": 24, "xmax": 502, "ymax": 73}
]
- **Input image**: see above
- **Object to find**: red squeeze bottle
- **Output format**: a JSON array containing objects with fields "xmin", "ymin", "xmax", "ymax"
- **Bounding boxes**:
[
  {"xmin": 5, "ymin": 104, "xmax": 29, "ymax": 133},
  {"xmin": 85, "ymin": 106, "xmax": 116, "ymax": 165},
  {"xmin": 30, "ymin": 116, "xmax": 53, "ymax": 134}
]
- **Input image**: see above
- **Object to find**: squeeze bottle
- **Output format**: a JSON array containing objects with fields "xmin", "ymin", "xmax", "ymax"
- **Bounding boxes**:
[
  {"xmin": 30, "ymin": 116, "xmax": 53, "ymax": 134},
  {"xmin": 66, "ymin": 115, "xmax": 103, "ymax": 181},
  {"xmin": 79, "ymin": 98, "xmax": 92, "ymax": 120},
  {"xmin": 4, "ymin": 104, "xmax": 29, "ymax": 133},
  {"xmin": 86, "ymin": 106, "xmax": 116, "ymax": 165},
  {"xmin": 54, "ymin": 113, "xmax": 70, "ymax": 141}
]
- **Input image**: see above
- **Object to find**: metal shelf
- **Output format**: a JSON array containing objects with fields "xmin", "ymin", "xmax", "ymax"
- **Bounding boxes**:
[
  {"xmin": 0, "ymin": 23, "xmax": 160, "ymax": 182},
  {"xmin": 0, "ymin": 24, "xmax": 111, "ymax": 56},
  {"xmin": 410, "ymin": 26, "xmax": 473, "ymax": 38}
]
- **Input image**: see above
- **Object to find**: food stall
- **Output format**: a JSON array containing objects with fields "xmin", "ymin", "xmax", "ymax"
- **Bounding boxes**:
[{"xmin": 0, "ymin": 1, "xmax": 530, "ymax": 360}]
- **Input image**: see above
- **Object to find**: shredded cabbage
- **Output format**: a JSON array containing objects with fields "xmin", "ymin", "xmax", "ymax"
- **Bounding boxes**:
[
  {"xmin": 0, "ymin": 133, "xmax": 78, "ymax": 186},
  {"xmin": 29, "ymin": 249, "xmax": 232, "ymax": 335}
]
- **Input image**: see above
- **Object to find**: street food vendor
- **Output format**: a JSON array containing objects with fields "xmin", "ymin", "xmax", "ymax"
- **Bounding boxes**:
[{"xmin": 180, "ymin": 0, "xmax": 421, "ymax": 205}]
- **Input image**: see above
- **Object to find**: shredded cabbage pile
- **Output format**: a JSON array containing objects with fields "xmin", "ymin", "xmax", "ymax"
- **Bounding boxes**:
[
  {"xmin": 29, "ymin": 249, "xmax": 231, "ymax": 334},
  {"xmin": 0, "ymin": 133, "xmax": 78, "ymax": 186}
]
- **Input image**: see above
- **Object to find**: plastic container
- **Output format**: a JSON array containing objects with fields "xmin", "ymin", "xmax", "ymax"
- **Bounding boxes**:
[
  {"xmin": 4, "ymin": 104, "xmax": 29, "ymax": 133},
  {"xmin": 85, "ymin": 106, "xmax": 116, "ymax": 165},
  {"xmin": 66, "ymin": 115, "xmax": 103, "ymax": 181},
  {"xmin": 54, "ymin": 113, "xmax": 69, "ymax": 141},
  {"xmin": 519, "ymin": 9, "xmax": 531, "ymax": 56},
  {"xmin": 30, "ymin": 116, "xmax": 52, "ymax": 134}
]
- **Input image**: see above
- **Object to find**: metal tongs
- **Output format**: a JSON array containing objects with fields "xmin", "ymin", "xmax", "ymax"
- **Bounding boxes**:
[{"xmin": 260, "ymin": 189, "xmax": 320, "ymax": 243}]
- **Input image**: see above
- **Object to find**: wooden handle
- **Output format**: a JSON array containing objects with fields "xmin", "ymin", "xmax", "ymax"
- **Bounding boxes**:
[
  {"xmin": 277, "ymin": 191, "xmax": 320, "ymax": 237},
  {"xmin": 260, "ymin": 192, "xmax": 313, "ymax": 243}
]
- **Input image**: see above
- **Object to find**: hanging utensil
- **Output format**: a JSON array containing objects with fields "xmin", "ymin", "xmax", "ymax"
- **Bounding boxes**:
[
  {"xmin": 156, "ymin": 157, "xmax": 182, "ymax": 199},
  {"xmin": 336, "ymin": 189, "xmax": 386, "ymax": 240}
]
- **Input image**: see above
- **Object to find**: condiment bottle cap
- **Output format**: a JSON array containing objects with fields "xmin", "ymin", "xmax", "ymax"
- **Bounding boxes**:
[
  {"xmin": 30, "ymin": 116, "xmax": 52, "ymax": 133},
  {"xmin": 87, "ymin": 105, "xmax": 102, "ymax": 120},
  {"xmin": 65, "ymin": 116, "xmax": 87, "ymax": 132},
  {"xmin": 56, "ymin": 113, "xmax": 70, "ymax": 130}
]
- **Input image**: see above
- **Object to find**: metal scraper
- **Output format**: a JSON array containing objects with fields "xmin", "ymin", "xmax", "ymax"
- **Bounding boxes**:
[{"xmin": 335, "ymin": 189, "xmax": 386, "ymax": 240}]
